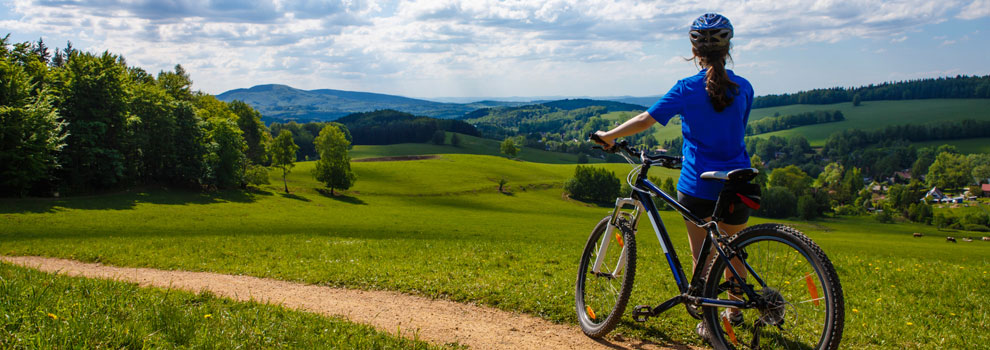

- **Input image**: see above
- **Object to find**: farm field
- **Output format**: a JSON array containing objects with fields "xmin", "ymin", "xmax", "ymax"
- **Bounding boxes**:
[
  {"xmin": 350, "ymin": 132, "xmax": 600, "ymax": 164},
  {"xmin": 0, "ymin": 262, "xmax": 449, "ymax": 349},
  {"xmin": 1, "ymin": 154, "xmax": 988, "ymax": 349},
  {"xmin": 604, "ymin": 99, "xmax": 990, "ymax": 148}
]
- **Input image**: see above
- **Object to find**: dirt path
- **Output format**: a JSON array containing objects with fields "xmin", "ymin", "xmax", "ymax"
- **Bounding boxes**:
[{"xmin": 2, "ymin": 256, "xmax": 699, "ymax": 350}]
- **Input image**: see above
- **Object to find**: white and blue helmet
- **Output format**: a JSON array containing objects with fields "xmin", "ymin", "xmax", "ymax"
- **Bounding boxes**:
[{"xmin": 690, "ymin": 13, "xmax": 733, "ymax": 48}]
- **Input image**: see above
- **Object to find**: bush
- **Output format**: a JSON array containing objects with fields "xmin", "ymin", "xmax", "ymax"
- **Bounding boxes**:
[
  {"xmin": 834, "ymin": 204, "xmax": 865, "ymax": 216},
  {"xmin": 577, "ymin": 153, "xmax": 589, "ymax": 164},
  {"xmin": 756, "ymin": 187, "xmax": 797, "ymax": 218},
  {"xmin": 244, "ymin": 165, "xmax": 270, "ymax": 186},
  {"xmin": 963, "ymin": 224, "xmax": 990, "ymax": 232},
  {"xmin": 798, "ymin": 195, "xmax": 818, "ymax": 220},
  {"xmin": 907, "ymin": 203, "xmax": 933, "ymax": 224},
  {"xmin": 565, "ymin": 165, "xmax": 620, "ymax": 204},
  {"xmin": 874, "ymin": 209, "xmax": 894, "ymax": 223}
]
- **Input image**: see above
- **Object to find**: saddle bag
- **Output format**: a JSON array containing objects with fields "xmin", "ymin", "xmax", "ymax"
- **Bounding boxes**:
[{"xmin": 717, "ymin": 181, "xmax": 762, "ymax": 217}]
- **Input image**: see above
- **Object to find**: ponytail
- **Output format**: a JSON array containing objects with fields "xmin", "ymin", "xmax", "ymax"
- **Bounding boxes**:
[{"xmin": 692, "ymin": 47, "xmax": 738, "ymax": 112}]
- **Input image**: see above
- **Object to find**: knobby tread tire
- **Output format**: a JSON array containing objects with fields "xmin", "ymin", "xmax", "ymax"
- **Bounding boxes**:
[
  {"xmin": 702, "ymin": 223, "xmax": 844, "ymax": 350},
  {"xmin": 576, "ymin": 216, "xmax": 637, "ymax": 338}
]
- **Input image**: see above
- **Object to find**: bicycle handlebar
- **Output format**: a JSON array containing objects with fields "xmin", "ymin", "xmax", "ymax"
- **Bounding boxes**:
[{"xmin": 589, "ymin": 133, "xmax": 682, "ymax": 169}]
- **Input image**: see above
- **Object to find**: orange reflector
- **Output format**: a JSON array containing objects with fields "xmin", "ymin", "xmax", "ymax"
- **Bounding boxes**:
[
  {"xmin": 722, "ymin": 314, "xmax": 739, "ymax": 346},
  {"xmin": 615, "ymin": 233, "xmax": 624, "ymax": 247},
  {"xmin": 586, "ymin": 305, "xmax": 597, "ymax": 320},
  {"xmin": 805, "ymin": 273, "xmax": 820, "ymax": 306}
]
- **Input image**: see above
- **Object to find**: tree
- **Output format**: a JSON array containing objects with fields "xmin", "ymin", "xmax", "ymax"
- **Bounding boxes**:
[
  {"xmin": 577, "ymin": 153, "xmax": 589, "ymax": 164},
  {"xmin": 270, "ymin": 130, "xmax": 299, "ymax": 193},
  {"xmin": 911, "ymin": 147, "xmax": 935, "ymax": 178},
  {"xmin": 54, "ymin": 51, "xmax": 131, "ymax": 191},
  {"xmin": 768, "ymin": 165, "xmax": 812, "ymax": 195},
  {"xmin": 313, "ymin": 124, "xmax": 356, "ymax": 195},
  {"xmin": 451, "ymin": 133, "xmax": 461, "ymax": 147},
  {"xmin": 757, "ymin": 187, "xmax": 797, "ymax": 218},
  {"xmin": 500, "ymin": 137, "xmax": 519, "ymax": 157},
  {"xmin": 927, "ymin": 152, "xmax": 971, "ymax": 190},
  {"xmin": 431, "ymin": 130, "xmax": 446, "ymax": 145},
  {"xmin": 797, "ymin": 195, "xmax": 818, "ymax": 220},
  {"xmin": 203, "ymin": 118, "xmax": 247, "ymax": 189},
  {"xmin": 565, "ymin": 166, "xmax": 620, "ymax": 203},
  {"xmin": 0, "ymin": 57, "xmax": 67, "ymax": 196},
  {"xmin": 228, "ymin": 100, "xmax": 269, "ymax": 165},
  {"xmin": 852, "ymin": 93, "xmax": 861, "ymax": 106},
  {"xmin": 968, "ymin": 153, "xmax": 990, "ymax": 183}
]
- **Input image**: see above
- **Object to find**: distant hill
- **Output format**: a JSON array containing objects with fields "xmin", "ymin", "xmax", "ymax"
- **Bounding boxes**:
[{"xmin": 217, "ymin": 84, "xmax": 501, "ymax": 122}]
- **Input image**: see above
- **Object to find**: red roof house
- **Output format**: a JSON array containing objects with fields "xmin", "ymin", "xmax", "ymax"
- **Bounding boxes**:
[{"xmin": 982, "ymin": 183, "xmax": 990, "ymax": 195}]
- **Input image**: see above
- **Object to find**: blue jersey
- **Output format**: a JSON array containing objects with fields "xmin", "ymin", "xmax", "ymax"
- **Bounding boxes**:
[{"xmin": 647, "ymin": 69, "xmax": 753, "ymax": 200}]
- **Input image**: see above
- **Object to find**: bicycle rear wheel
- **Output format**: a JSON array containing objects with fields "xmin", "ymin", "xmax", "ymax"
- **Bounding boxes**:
[
  {"xmin": 575, "ymin": 215, "xmax": 636, "ymax": 338},
  {"xmin": 702, "ymin": 224, "xmax": 844, "ymax": 350}
]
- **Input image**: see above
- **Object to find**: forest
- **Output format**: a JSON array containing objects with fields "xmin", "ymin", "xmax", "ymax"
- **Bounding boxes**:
[
  {"xmin": 0, "ymin": 36, "xmax": 274, "ymax": 196},
  {"xmin": 745, "ymin": 110, "xmax": 844, "ymax": 135},
  {"xmin": 752, "ymin": 75, "xmax": 990, "ymax": 109}
]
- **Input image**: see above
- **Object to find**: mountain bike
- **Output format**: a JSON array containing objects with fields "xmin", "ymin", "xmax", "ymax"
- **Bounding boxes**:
[{"xmin": 576, "ymin": 136, "xmax": 844, "ymax": 350}]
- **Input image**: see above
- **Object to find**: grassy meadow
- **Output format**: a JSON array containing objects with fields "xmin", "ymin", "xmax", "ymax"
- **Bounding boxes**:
[
  {"xmin": 1, "ymin": 153, "xmax": 988, "ymax": 349},
  {"xmin": 0, "ymin": 262, "xmax": 451, "ymax": 349},
  {"xmin": 604, "ymin": 99, "xmax": 990, "ymax": 149},
  {"xmin": 350, "ymin": 132, "xmax": 601, "ymax": 164}
]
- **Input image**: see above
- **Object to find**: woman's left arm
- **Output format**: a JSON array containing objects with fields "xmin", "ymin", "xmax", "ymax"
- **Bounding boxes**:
[{"xmin": 593, "ymin": 111, "xmax": 657, "ymax": 146}]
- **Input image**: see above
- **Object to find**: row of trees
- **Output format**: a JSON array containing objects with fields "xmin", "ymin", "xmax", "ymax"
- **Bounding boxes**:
[
  {"xmin": 752, "ymin": 75, "xmax": 990, "ymax": 108},
  {"xmin": 0, "ymin": 36, "xmax": 274, "ymax": 195},
  {"xmin": 745, "ymin": 110, "xmax": 844, "ymax": 135},
  {"xmin": 822, "ymin": 119, "xmax": 990, "ymax": 159},
  {"xmin": 338, "ymin": 110, "xmax": 478, "ymax": 145},
  {"xmin": 0, "ymin": 36, "xmax": 358, "ymax": 197}
]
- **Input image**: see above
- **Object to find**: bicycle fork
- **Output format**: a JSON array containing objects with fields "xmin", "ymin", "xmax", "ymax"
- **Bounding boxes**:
[{"xmin": 590, "ymin": 197, "xmax": 643, "ymax": 277}]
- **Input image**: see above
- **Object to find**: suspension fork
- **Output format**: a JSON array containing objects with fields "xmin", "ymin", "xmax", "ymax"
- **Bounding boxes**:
[{"xmin": 591, "ymin": 196, "xmax": 643, "ymax": 275}]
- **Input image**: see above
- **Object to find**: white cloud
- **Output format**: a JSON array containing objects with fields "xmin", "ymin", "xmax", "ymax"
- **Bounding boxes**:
[
  {"xmin": 3, "ymin": 0, "xmax": 987, "ymax": 97},
  {"xmin": 957, "ymin": 0, "xmax": 990, "ymax": 19}
]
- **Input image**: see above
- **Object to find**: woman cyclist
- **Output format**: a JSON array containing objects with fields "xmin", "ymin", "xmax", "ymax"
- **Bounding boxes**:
[{"xmin": 591, "ymin": 12, "xmax": 753, "ymax": 340}]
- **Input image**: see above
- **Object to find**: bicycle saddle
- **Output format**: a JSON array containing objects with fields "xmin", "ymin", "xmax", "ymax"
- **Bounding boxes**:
[{"xmin": 700, "ymin": 168, "xmax": 759, "ymax": 182}]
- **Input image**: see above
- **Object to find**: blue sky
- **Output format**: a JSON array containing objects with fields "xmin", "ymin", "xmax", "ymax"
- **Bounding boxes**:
[{"xmin": 2, "ymin": 0, "xmax": 988, "ymax": 100}]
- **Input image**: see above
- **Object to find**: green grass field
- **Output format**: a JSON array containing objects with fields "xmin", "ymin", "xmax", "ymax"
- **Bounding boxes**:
[
  {"xmin": 0, "ymin": 262, "xmax": 450, "ymax": 349},
  {"xmin": 350, "ymin": 132, "xmax": 600, "ymax": 164},
  {"xmin": 604, "ymin": 99, "xmax": 990, "ymax": 148},
  {"xmin": 1, "ymin": 154, "xmax": 988, "ymax": 348}
]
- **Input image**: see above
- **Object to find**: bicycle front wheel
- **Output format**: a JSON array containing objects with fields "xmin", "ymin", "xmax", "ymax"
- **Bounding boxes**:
[
  {"xmin": 575, "ymin": 215, "xmax": 636, "ymax": 338},
  {"xmin": 702, "ymin": 224, "xmax": 844, "ymax": 350}
]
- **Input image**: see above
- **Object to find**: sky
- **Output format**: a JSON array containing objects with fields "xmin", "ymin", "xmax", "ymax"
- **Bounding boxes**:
[{"xmin": 2, "ymin": 0, "xmax": 989, "ymax": 100}]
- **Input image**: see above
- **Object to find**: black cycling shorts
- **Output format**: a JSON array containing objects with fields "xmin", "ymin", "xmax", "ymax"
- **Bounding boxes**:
[{"xmin": 677, "ymin": 191, "xmax": 750, "ymax": 225}]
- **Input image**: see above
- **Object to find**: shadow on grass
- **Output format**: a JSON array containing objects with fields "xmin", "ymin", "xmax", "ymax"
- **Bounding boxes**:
[
  {"xmin": 279, "ymin": 193, "xmax": 311, "ymax": 202},
  {"xmin": 0, "ymin": 188, "xmax": 262, "ymax": 214},
  {"xmin": 316, "ymin": 189, "xmax": 367, "ymax": 205}
]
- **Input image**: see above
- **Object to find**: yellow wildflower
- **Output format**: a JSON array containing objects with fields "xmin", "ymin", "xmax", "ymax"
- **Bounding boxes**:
[
  {"xmin": 204, "ymin": 314, "xmax": 212, "ymax": 319},
  {"xmin": 852, "ymin": 309, "xmax": 859, "ymax": 313},
  {"xmin": 47, "ymin": 313, "xmax": 57, "ymax": 320}
]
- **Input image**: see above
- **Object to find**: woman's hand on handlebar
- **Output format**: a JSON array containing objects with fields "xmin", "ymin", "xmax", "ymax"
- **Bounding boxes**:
[{"xmin": 591, "ymin": 131, "xmax": 615, "ymax": 149}]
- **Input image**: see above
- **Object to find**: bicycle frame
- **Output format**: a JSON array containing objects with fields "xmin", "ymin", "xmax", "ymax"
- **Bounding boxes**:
[{"xmin": 590, "ymin": 162, "xmax": 765, "ymax": 315}]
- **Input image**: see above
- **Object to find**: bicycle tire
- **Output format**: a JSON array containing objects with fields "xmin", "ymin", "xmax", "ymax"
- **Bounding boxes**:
[
  {"xmin": 575, "ymin": 215, "xmax": 637, "ymax": 338},
  {"xmin": 702, "ymin": 223, "xmax": 844, "ymax": 350}
]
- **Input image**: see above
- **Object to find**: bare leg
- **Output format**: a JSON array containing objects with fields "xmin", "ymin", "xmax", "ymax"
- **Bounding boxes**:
[{"xmin": 685, "ymin": 219, "xmax": 748, "ymax": 314}]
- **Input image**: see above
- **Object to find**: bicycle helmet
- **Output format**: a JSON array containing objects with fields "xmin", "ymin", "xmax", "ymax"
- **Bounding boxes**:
[{"xmin": 690, "ymin": 13, "xmax": 733, "ymax": 48}]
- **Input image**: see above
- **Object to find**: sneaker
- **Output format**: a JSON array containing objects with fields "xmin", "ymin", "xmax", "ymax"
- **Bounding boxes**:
[{"xmin": 696, "ymin": 310, "xmax": 744, "ymax": 340}]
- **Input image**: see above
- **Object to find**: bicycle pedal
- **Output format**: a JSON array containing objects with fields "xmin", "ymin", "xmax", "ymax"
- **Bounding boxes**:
[{"xmin": 632, "ymin": 305, "xmax": 653, "ymax": 322}]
